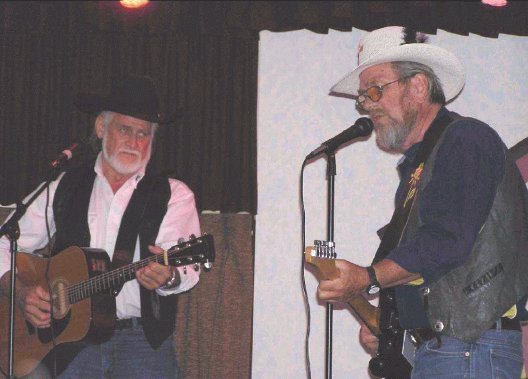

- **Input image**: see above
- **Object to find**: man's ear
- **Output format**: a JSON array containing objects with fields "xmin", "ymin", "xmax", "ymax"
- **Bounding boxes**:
[
  {"xmin": 410, "ymin": 73, "xmax": 429, "ymax": 103},
  {"xmin": 95, "ymin": 115, "xmax": 105, "ymax": 139}
]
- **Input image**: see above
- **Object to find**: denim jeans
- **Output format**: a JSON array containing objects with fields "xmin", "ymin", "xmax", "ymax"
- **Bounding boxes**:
[
  {"xmin": 55, "ymin": 323, "xmax": 178, "ymax": 379},
  {"xmin": 412, "ymin": 329, "xmax": 523, "ymax": 379}
]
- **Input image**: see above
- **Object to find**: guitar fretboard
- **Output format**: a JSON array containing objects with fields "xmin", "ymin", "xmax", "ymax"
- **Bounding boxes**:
[{"xmin": 64, "ymin": 244, "xmax": 206, "ymax": 304}]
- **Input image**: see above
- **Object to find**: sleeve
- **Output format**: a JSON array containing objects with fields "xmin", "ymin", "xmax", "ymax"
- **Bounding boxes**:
[
  {"xmin": 155, "ymin": 178, "xmax": 201, "ymax": 296},
  {"xmin": 386, "ymin": 119, "xmax": 505, "ymax": 284},
  {"xmin": 0, "ymin": 175, "xmax": 64, "ymax": 278}
]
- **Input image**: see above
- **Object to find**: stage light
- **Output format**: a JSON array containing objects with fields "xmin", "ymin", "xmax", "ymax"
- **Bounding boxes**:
[
  {"xmin": 481, "ymin": 0, "xmax": 508, "ymax": 6},
  {"xmin": 119, "ymin": 0, "xmax": 149, "ymax": 9}
]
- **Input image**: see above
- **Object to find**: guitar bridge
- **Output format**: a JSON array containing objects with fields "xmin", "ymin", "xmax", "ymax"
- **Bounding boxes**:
[{"xmin": 312, "ymin": 240, "xmax": 336, "ymax": 259}]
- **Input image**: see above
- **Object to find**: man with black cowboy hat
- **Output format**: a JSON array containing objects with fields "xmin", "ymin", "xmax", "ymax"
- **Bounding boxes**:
[
  {"xmin": 316, "ymin": 26, "xmax": 528, "ymax": 378},
  {"xmin": 0, "ymin": 74, "xmax": 200, "ymax": 378}
]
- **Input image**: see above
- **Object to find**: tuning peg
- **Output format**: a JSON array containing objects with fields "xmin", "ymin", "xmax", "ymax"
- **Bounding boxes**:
[
  {"xmin": 204, "ymin": 261, "xmax": 212, "ymax": 270},
  {"xmin": 189, "ymin": 234, "xmax": 196, "ymax": 240},
  {"xmin": 178, "ymin": 237, "xmax": 185, "ymax": 244}
]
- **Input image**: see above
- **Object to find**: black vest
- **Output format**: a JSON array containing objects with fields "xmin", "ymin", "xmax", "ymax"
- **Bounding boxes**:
[
  {"xmin": 53, "ymin": 163, "xmax": 176, "ymax": 348},
  {"xmin": 400, "ymin": 113, "xmax": 528, "ymax": 342}
]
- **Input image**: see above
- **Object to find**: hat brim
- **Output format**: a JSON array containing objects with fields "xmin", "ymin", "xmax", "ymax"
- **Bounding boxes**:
[
  {"xmin": 74, "ymin": 93, "xmax": 180, "ymax": 125},
  {"xmin": 330, "ymin": 43, "xmax": 465, "ymax": 102}
]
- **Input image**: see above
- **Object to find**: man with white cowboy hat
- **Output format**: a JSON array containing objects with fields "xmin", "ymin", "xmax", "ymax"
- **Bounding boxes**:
[
  {"xmin": 0, "ymin": 74, "xmax": 201, "ymax": 378},
  {"xmin": 317, "ymin": 26, "xmax": 528, "ymax": 378}
]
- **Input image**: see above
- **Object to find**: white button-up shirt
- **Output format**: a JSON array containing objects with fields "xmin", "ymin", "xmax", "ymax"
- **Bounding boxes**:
[{"xmin": 0, "ymin": 153, "xmax": 201, "ymax": 319}]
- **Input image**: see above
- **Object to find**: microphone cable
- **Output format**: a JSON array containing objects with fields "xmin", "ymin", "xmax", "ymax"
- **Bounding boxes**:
[
  {"xmin": 44, "ymin": 179, "xmax": 58, "ymax": 379},
  {"xmin": 300, "ymin": 158, "xmax": 312, "ymax": 379}
]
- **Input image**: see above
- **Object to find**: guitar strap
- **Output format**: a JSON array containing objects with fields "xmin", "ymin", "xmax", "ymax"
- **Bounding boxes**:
[{"xmin": 372, "ymin": 111, "xmax": 454, "ymax": 264}]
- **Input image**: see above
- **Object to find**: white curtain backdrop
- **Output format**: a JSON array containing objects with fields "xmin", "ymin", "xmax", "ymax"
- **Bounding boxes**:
[{"xmin": 254, "ymin": 28, "xmax": 528, "ymax": 378}]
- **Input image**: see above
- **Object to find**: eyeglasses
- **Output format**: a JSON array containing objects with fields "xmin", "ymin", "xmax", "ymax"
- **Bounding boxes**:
[{"xmin": 356, "ymin": 76, "xmax": 409, "ymax": 107}]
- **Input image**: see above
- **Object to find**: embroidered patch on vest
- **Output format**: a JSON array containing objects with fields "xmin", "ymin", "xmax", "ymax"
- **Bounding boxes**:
[
  {"xmin": 404, "ymin": 163, "xmax": 424, "ymax": 208},
  {"xmin": 463, "ymin": 263, "xmax": 504, "ymax": 296}
]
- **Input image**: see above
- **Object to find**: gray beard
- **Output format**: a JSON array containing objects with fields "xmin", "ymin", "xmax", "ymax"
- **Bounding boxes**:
[{"xmin": 375, "ymin": 109, "xmax": 417, "ymax": 154}]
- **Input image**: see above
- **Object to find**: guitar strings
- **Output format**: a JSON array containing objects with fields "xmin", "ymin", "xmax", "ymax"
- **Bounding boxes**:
[{"xmin": 54, "ymin": 243, "xmax": 202, "ymax": 304}]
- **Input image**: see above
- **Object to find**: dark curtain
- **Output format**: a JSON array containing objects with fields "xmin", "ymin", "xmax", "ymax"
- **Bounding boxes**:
[
  {"xmin": 1, "ymin": 1, "xmax": 527, "ymax": 212},
  {"xmin": 0, "ymin": 1, "xmax": 258, "ymax": 214}
]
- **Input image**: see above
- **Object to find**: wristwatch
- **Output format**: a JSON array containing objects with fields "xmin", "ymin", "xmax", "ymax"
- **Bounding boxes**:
[
  {"xmin": 365, "ymin": 266, "xmax": 381, "ymax": 295},
  {"xmin": 160, "ymin": 267, "xmax": 179, "ymax": 290}
]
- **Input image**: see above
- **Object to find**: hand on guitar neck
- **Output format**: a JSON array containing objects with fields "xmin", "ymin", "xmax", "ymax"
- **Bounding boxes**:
[
  {"xmin": 135, "ymin": 245, "xmax": 181, "ymax": 290},
  {"xmin": 304, "ymin": 246, "xmax": 381, "ymax": 336}
]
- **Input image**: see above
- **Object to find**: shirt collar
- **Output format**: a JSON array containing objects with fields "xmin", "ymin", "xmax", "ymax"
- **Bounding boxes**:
[{"xmin": 94, "ymin": 152, "xmax": 146, "ymax": 189}]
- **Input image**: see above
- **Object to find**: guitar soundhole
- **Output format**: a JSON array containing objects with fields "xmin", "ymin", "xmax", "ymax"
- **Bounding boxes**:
[
  {"xmin": 51, "ymin": 279, "xmax": 70, "ymax": 319},
  {"xmin": 37, "ymin": 310, "xmax": 72, "ymax": 344}
]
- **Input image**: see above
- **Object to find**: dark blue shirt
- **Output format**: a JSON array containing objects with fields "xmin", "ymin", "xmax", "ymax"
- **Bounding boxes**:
[{"xmin": 385, "ymin": 108, "xmax": 506, "ymax": 327}]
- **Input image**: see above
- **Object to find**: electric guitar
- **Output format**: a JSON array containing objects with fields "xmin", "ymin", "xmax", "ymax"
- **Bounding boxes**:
[
  {"xmin": 0, "ymin": 234, "xmax": 215, "ymax": 378},
  {"xmin": 305, "ymin": 244, "xmax": 411, "ymax": 379}
]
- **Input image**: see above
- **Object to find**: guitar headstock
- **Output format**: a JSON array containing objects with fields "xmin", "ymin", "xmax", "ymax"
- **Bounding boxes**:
[
  {"xmin": 304, "ymin": 240, "xmax": 339, "ymax": 280},
  {"xmin": 167, "ymin": 233, "xmax": 215, "ymax": 269}
]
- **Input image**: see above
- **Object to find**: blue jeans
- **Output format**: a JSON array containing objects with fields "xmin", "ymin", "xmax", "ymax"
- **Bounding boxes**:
[
  {"xmin": 412, "ymin": 329, "xmax": 523, "ymax": 379},
  {"xmin": 56, "ymin": 324, "xmax": 178, "ymax": 379}
]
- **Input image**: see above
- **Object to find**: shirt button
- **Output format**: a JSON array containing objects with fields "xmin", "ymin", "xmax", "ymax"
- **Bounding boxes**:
[{"xmin": 464, "ymin": 352, "xmax": 470, "ymax": 357}]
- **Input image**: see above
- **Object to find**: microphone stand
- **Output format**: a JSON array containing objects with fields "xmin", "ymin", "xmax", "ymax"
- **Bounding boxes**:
[
  {"xmin": 1, "ymin": 168, "xmax": 63, "ymax": 378},
  {"xmin": 324, "ymin": 152, "xmax": 336, "ymax": 379}
]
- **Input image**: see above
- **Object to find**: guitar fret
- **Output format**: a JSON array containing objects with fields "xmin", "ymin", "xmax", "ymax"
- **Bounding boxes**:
[{"xmin": 62, "ymin": 236, "xmax": 212, "ymax": 309}]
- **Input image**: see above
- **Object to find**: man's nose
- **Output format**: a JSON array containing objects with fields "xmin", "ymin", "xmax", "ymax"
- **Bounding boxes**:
[
  {"xmin": 360, "ymin": 97, "xmax": 376, "ymax": 112},
  {"xmin": 126, "ymin": 132, "xmax": 139, "ymax": 147}
]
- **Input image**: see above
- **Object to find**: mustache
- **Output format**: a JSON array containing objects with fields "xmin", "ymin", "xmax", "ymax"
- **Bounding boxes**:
[{"xmin": 118, "ymin": 148, "xmax": 141, "ymax": 158}]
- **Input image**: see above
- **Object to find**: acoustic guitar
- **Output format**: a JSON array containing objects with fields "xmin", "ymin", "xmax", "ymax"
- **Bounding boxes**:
[{"xmin": 0, "ymin": 234, "xmax": 215, "ymax": 378}]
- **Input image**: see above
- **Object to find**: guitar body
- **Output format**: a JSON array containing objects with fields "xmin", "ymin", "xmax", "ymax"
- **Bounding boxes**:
[
  {"xmin": 368, "ymin": 288, "xmax": 411, "ymax": 379},
  {"xmin": 1, "ymin": 234, "xmax": 215, "ymax": 377},
  {"xmin": 0, "ymin": 247, "xmax": 115, "ymax": 377}
]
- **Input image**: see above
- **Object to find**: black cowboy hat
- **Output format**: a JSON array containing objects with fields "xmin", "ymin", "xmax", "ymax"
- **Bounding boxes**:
[{"xmin": 75, "ymin": 74, "xmax": 172, "ymax": 124}]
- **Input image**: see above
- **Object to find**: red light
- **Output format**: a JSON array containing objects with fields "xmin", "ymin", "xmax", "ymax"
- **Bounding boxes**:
[{"xmin": 119, "ymin": 0, "xmax": 149, "ymax": 9}]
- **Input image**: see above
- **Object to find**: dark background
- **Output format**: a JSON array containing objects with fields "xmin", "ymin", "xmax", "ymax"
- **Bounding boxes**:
[{"xmin": 1, "ymin": 1, "xmax": 527, "ymax": 213}]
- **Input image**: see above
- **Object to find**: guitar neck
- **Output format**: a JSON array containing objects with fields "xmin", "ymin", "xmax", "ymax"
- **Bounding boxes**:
[
  {"xmin": 66, "ymin": 240, "xmax": 210, "ymax": 304},
  {"xmin": 67, "ymin": 253, "xmax": 165, "ymax": 304},
  {"xmin": 304, "ymin": 245, "xmax": 380, "ymax": 336},
  {"xmin": 347, "ymin": 296, "xmax": 380, "ymax": 336}
]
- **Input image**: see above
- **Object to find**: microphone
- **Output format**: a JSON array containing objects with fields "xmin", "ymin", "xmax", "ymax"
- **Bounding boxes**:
[
  {"xmin": 50, "ymin": 142, "xmax": 81, "ymax": 169},
  {"xmin": 306, "ymin": 117, "xmax": 373, "ymax": 159}
]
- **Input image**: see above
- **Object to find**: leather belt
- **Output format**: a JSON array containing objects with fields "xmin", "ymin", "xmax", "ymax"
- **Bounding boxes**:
[
  {"xmin": 409, "ymin": 317, "xmax": 521, "ymax": 347},
  {"xmin": 115, "ymin": 317, "xmax": 142, "ymax": 330}
]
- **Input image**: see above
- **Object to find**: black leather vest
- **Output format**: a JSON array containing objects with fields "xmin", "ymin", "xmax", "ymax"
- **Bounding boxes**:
[{"xmin": 400, "ymin": 115, "xmax": 528, "ymax": 342}]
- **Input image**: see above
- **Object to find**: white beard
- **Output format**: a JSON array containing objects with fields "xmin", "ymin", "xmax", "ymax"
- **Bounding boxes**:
[{"xmin": 102, "ymin": 136, "xmax": 151, "ymax": 176}]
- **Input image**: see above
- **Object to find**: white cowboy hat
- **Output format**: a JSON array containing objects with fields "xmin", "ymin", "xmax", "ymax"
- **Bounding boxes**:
[{"xmin": 330, "ymin": 26, "xmax": 465, "ymax": 102}]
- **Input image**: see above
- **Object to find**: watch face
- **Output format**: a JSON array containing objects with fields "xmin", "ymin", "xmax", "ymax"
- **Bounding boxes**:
[{"xmin": 367, "ymin": 285, "xmax": 380, "ymax": 295}]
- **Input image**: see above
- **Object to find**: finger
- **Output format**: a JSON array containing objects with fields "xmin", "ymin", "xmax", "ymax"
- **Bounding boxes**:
[
  {"xmin": 147, "ymin": 263, "xmax": 173, "ymax": 282},
  {"xmin": 137, "ymin": 267, "xmax": 167, "ymax": 289},
  {"xmin": 136, "ymin": 272, "xmax": 158, "ymax": 289},
  {"xmin": 35, "ymin": 286, "xmax": 51, "ymax": 302},
  {"xmin": 25, "ymin": 293, "xmax": 51, "ymax": 314},
  {"xmin": 148, "ymin": 245, "xmax": 164, "ymax": 255},
  {"xmin": 25, "ymin": 306, "xmax": 51, "ymax": 328}
]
